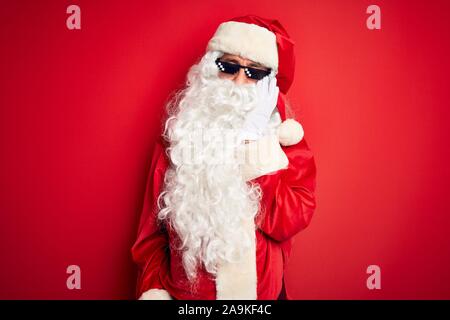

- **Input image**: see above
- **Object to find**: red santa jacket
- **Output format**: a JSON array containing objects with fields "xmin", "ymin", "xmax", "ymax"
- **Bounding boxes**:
[{"xmin": 131, "ymin": 125, "xmax": 317, "ymax": 300}]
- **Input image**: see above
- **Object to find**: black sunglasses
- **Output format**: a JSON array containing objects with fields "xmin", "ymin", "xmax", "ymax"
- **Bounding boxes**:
[{"xmin": 215, "ymin": 58, "xmax": 271, "ymax": 81}]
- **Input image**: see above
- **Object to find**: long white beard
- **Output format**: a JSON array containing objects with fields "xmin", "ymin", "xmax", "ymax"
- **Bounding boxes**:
[{"xmin": 157, "ymin": 50, "xmax": 281, "ymax": 287}]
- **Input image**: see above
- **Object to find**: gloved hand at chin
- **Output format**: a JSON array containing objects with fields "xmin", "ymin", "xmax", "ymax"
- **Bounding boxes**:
[{"xmin": 238, "ymin": 75, "xmax": 279, "ymax": 143}]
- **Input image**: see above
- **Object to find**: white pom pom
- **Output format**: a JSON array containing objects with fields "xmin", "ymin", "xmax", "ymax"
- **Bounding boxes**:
[{"xmin": 277, "ymin": 119, "xmax": 304, "ymax": 146}]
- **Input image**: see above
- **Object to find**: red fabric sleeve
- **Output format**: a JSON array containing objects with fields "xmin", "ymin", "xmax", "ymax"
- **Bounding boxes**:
[
  {"xmin": 131, "ymin": 138, "xmax": 170, "ymax": 299},
  {"xmin": 254, "ymin": 137, "xmax": 317, "ymax": 242}
]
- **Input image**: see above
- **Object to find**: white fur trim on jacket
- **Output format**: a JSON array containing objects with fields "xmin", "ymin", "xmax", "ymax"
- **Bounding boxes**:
[
  {"xmin": 240, "ymin": 133, "xmax": 289, "ymax": 182},
  {"xmin": 277, "ymin": 119, "xmax": 304, "ymax": 146},
  {"xmin": 139, "ymin": 288, "xmax": 173, "ymax": 300},
  {"xmin": 215, "ymin": 216, "xmax": 257, "ymax": 299},
  {"xmin": 207, "ymin": 21, "xmax": 278, "ymax": 70}
]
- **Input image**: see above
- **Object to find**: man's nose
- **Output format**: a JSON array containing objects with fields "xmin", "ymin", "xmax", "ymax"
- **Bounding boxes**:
[{"xmin": 232, "ymin": 68, "xmax": 252, "ymax": 85}]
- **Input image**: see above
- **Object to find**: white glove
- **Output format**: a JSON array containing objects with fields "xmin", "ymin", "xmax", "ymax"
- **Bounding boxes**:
[{"xmin": 238, "ymin": 75, "xmax": 279, "ymax": 143}]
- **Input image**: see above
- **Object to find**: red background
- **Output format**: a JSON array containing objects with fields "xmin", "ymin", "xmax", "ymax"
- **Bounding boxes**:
[{"xmin": 1, "ymin": 0, "xmax": 450, "ymax": 299}]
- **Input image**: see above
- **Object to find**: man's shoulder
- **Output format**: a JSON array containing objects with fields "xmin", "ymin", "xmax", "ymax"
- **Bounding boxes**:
[{"xmin": 281, "ymin": 136, "xmax": 312, "ymax": 157}]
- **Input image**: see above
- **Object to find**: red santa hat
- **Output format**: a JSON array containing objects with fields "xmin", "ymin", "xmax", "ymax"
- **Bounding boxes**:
[{"xmin": 206, "ymin": 15, "xmax": 304, "ymax": 146}]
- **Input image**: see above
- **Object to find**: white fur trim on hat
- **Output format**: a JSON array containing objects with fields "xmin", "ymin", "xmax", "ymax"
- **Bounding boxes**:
[
  {"xmin": 207, "ymin": 21, "xmax": 278, "ymax": 70},
  {"xmin": 277, "ymin": 119, "xmax": 304, "ymax": 146}
]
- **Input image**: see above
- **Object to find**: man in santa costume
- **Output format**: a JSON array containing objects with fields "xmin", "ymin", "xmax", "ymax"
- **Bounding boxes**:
[{"xmin": 131, "ymin": 15, "xmax": 317, "ymax": 300}]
